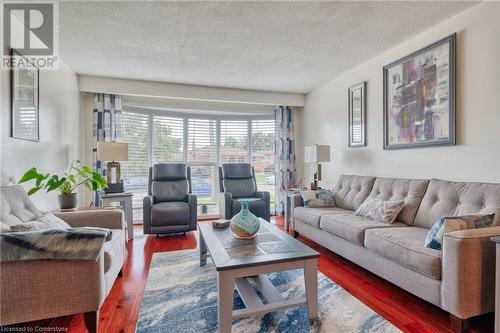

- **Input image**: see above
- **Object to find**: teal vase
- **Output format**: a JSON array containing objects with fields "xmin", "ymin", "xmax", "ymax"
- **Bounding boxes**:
[{"xmin": 230, "ymin": 200, "xmax": 260, "ymax": 239}]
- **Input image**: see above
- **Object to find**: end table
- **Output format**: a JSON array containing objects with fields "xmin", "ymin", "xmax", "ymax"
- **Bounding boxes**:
[
  {"xmin": 284, "ymin": 189, "xmax": 301, "ymax": 231},
  {"xmin": 100, "ymin": 192, "xmax": 134, "ymax": 240}
]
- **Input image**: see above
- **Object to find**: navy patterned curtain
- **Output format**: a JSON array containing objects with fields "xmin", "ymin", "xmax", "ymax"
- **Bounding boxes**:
[
  {"xmin": 93, "ymin": 93, "xmax": 122, "ymax": 204},
  {"xmin": 275, "ymin": 106, "xmax": 296, "ymax": 215}
]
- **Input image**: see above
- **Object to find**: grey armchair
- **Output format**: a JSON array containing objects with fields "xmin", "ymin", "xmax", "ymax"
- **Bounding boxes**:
[
  {"xmin": 219, "ymin": 163, "xmax": 271, "ymax": 221},
  {"xmin": 143, "ymin": 163, "xmax": 197, "ymax": 235}
]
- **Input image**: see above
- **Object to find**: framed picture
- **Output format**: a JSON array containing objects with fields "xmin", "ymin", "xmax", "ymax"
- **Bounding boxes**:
[
  {"xmin": 348, "ymin": 81, "xmax": 366, "ymax": 147},
  {"xmin": 383, "ymin": 34, "xmax": 456, "ymax": 150},
  {"xmin": 11, "ymin": 48, "xmax": 40, "ymax": 142}
]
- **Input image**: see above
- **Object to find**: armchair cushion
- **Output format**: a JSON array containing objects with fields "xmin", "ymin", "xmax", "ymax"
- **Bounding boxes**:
[
  {"xmin": 153, "ymin": 163, "xmax": 187, "ymax": 181},
  {"xmin": 223, "ymin": 178, "xmax": 256, "ymax": 198},
  {"xmin": 151, "ymin": 202, "xmax": 190, "ymax": 226},
  {"xmin": 152, "ymin": 180, "xmax": 189, "ymax": 202}
]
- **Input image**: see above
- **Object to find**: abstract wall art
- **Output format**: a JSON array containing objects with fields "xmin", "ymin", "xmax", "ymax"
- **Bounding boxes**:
[{"xmin": 383, "ymin": 34, "xmax": 456, "ymax": 149}]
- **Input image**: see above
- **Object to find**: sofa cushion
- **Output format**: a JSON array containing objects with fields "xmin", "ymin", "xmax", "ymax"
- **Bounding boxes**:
[
  {"xmin": 332, "ymin": 175, "xmax": 376, "ymax": 211},
  {"xmin": 151, "ymin": 202, "xmax": 190, "ymax": 226},
  {"xmin": 294, "ymin": 207, "xmax": 351, "ymax": 228},
  {"xmin": 364, "ymin": 227, "xmax": 442, "ymax": 280},
  {"xmin": 320, "ymin": 213, "xmax": 408, "ymax": 245},
  {"xmin": 367, "ymin": 178, "xmax": 429, "ymax": 225},
  {"xmin": 414, "ymin": 179, "xmax": 500, "ymax": 229},
  {"xmin": 103, "ymin": 229, "xmax": 124, "ymax": 272}
]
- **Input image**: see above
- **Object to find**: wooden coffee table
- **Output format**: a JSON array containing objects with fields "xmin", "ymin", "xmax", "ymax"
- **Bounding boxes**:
[{"xmin": 199, "ymin": 219, "xmax": 320, "ymax": 333}]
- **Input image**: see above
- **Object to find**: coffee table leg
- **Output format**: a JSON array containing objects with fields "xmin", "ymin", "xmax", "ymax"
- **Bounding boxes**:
[
  {"xmin": 199, "ymin": 231, "xmax": 207, "ymax": 266},
  {"xmin": 304, "ymin": 258, "xmax": 318, "ymax": 320},
  {"xmin": 217, "ymin": 271, "xmax": 235, "ymax": 333}
]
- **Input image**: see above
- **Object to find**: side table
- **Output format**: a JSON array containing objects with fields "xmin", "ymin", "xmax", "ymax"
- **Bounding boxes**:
[
  {"xmin": 492, "ymin": 237, "xmax": 500, "ymax": 333},
  {"xmin": 284, "ymin": 189, "xmax": 301, "ymax": 231},
  {"xmin": 100, "ymin": 192, "xmax": 134, "ymax": 240}
]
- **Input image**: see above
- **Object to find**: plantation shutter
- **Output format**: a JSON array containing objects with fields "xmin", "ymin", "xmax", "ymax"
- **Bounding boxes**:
[
  {"xmin": 121, "ymin": 111, "xmax": 149, "ymax": 220},
  {"xmin": 220, "ymin": 120, "xmax": 249, "ymax": 163},
  {"xmin": 153, "ymin": 115, "xmax": 184, "ymax": 163},
  {"xmin": 187, "ymin": 119, "xmax": 217, "ymax": 164}
]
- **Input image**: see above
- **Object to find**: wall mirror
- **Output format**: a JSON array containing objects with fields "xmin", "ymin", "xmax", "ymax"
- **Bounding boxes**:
[
  {"xmin": 348, "ymin": 81, "xmax": 366, "ymax": 147},
  {"xmin": 11, "ymin": 48, "xmax": 40, "ymax": 142}
]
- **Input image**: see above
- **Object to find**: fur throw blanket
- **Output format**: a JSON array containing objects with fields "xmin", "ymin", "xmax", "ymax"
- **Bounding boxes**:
[{"xmin": 0, "ymin": 227, "xmax": 112, "ymax": 263}]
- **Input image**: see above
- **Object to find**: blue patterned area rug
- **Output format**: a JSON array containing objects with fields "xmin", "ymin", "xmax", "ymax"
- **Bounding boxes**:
[{"xmin": 136, "ymin": 250, "xmax": 401, "ymax": 333}]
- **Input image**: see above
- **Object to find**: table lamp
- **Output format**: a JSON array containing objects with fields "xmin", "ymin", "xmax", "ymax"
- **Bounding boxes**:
[
  {"xmin": 304, "ymin": 144, "xmax": 330, "ymax": 190},
  {"xmin": 97, "ymin": 142, "xmax": 129, "ymax": 193}
]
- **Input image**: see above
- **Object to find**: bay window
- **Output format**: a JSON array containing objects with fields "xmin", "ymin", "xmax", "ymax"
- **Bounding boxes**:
[{"xmin": 120, "ymin": 107, "xmax": 276, "ymax": 221}]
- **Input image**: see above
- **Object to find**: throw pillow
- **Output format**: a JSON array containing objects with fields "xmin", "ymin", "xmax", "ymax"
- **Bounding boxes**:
[
  {"xmin": 38, "ymin": 212, "xmax": 71, "ymax": 228},
  {"xmin": 425, "ymin": 213, "xmax": 495, "ymax": 250},
  {"xmin": 355, "ymin": 198, "xmax": 405, "ymax": 224},
  {"xmin": 300, "ymin": 189, "xmax": 335, "ymax": 208},
  {"xmin": 10, "ymin": 212, "xmax": 70, "ymax": 232}
]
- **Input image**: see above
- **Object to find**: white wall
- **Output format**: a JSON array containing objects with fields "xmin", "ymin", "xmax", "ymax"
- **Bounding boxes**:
[
  {"xmin": 78, "ymin": 75, "xmax": 306, "ymax": 107},
  {"xmin": 299, "ymin": 2, "xmax": 500, "ymax": 188},
  {"xmin": 0, "ymin": 61, "xmax": 83, "ymax": 211}
]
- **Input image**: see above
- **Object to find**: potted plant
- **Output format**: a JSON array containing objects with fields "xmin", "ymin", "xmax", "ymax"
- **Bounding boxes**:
[{"xmin": 18, "ymin": 160, "xmax": 108, "ymax": 209}]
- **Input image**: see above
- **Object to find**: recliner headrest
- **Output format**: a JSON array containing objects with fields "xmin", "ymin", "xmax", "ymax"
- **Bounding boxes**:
[
  {"xmin": 153, "ymin": 163, "xmax": 186, "ymax": 181},
  {"xmin": 222, "ymin": 163, "xmax": 252, "ymax": 179}
]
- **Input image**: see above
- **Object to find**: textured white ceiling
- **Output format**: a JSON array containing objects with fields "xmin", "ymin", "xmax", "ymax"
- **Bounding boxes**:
[{"xmin": 60, "ymin": 1, "xmax": 476, "ymax": 93}]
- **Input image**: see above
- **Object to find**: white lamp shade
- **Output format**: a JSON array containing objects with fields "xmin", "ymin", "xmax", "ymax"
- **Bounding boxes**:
[
  {"xmin": 304, "ymin": 144, "xmax": 330, "ymax": 163},
  {"xmin": 97, "ymin": 142, "xmax": 129, "ymax": 161}
]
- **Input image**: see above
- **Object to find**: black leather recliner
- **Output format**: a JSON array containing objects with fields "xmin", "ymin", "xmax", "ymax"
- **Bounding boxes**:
[
  {"xmin": 143, "ymin": 163, "xmax": 197, "ymax": 235},
  {"xmin": 219, "ymin": 163, "xmax": 270, "ymax": 222}
]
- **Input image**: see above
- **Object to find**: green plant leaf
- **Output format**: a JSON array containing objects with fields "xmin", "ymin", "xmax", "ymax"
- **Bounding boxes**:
[
  {"xmin": 82, "ymin": 166, "xmax": 93, "ymax": 173},
  {"xmin": 27, "ymin": 186, "xmax": 42, "ymax": 196},
  {"xmin": 36, "ymin": 174, "xmax": 49, "ymax": 187},
  {"xmin": 46, "ymin": 177, "xmax": 66, "ymax": 192},
  {"xmin": 18, "ymin": 168, "xmax": 39, "ymax": 183}
]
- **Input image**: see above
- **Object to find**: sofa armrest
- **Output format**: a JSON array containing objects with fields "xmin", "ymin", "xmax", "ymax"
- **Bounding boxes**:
[
  {"xmin": 187, "ymin": 194, "xmax": 198, "ymax": 230},
  {"xmin": 290, "ymin": 193, "xmax": 303, "ymax": 229},
  {"xmin": 292, "ymin": 193, "xmax": 304, "ymax": 207},
  {"xmin": 255, "ymin": 191, "xmax": 271, "ymax": 221},
  {"xmin": 441, "ymin": 226, "xmax": 500, "ymax": 319},
  {"xmin": 0, "ymin": 258, "xmax": 106, "ymax": 325},
  {"xmin": 55, "ymin": 209, "xmax": 124, "ymax": 230},
  {"xmin": 142, "ymin": 195, "xmax": 153, "ymax": 234},
  {"xmin": 219, "ymin": 192, "xmax": 232, "ymax": 219}
]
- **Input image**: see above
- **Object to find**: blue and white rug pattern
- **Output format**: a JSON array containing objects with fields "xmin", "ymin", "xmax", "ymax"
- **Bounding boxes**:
[{"xmin": 137, "ymin": 250, "xmax": 401, "ymax": 333}]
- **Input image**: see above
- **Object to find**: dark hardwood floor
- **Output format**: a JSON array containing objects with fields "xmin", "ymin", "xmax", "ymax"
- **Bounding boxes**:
[{"xmin": 3, "ymin": 216, "xmax": 494, "ymax": 333}]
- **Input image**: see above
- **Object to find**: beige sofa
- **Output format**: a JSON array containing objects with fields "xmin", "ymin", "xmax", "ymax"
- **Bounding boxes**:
[
  {"xmin": 293, "ymin": 175, "xmax": 500, "ymax": 332},
  {"xmin": 0, "ymin": 185, "xmax": 126, "ymax": 333}
]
